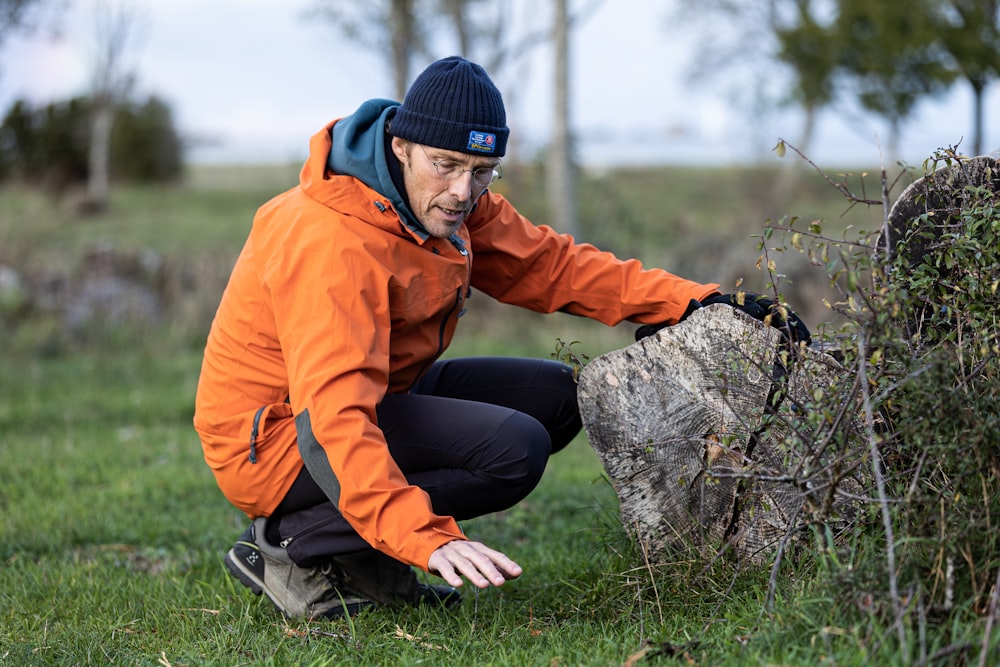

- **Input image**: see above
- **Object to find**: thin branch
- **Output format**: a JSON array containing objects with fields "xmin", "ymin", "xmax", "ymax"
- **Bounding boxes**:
[
  {"xmin": 978, "ymin": 567, "xmax": 1000, "ymax": 667},
  {"xmin": 857, "ymin": 328, "xmax": 907, "ymax": 651},
  {"xmin": 777, "ymin": 138, "xmax": 883, "ymax": 206}
]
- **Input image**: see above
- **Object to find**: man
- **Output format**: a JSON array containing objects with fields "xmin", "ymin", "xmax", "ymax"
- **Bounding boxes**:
[{"xmin": 193, "ymin": 56, "xmax": 809, "ymax": 620}]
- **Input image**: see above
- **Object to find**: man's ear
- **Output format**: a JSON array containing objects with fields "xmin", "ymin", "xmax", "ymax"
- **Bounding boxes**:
[{"xmin": 390, "ymin": 136, "xmax": 409, "ymax": 164}]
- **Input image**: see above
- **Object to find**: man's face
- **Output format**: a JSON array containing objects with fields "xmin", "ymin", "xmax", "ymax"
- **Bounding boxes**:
[{"xmin": 391, "ymin": 137, "xmax": 500, "ymax": 239}]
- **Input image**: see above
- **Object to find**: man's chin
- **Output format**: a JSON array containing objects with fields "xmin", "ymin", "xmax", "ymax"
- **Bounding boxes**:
[{"xmin": 424, "ymin": 217, "xmax": 465, "ymax": 238}]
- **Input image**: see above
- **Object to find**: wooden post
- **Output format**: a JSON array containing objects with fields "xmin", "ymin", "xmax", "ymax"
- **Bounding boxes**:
[{"xmin": 577, "ymin": 305, "xmax": 869, "ymax": 564}]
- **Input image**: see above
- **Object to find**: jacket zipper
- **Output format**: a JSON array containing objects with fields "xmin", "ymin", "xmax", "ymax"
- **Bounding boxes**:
[
  {"xmin": 248, "ymin": 405, "xmax": 265, "ymax": 463},
  {"xmin": 449, "ymin": 236, "xmax": 471, "ymax": 318},
  {"xmin": 414, "ymin": 239, "xmax": 470, "ymax": 379}
]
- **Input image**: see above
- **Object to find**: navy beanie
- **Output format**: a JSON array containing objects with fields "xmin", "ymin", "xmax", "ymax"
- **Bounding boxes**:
[{"xmin": 390, "ymin": 56, "xmax": 509, "ymax": 157}]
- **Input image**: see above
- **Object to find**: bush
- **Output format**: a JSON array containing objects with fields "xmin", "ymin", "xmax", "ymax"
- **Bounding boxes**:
[
  {"xmin": 0, "ymin": 94, "xmax": 183, "ymax": 187},
  {"xmin": 110, "ymin": 95, "xmax": 183, "ymax": 182},
  {"xmin": 774, "ymin": 148, "xmax": 1000, "ymax": 650},
  {"xmin": 0, "ymin": 97, "xmax": 89, "ymax": 188}
]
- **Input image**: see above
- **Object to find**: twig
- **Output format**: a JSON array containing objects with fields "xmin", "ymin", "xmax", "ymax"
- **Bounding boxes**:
[
  {"xmin": 765, "ymin": 504, "xmax": 803, "ymax": 611},
  {"xmin": 913, "ymin": 642, "xmax": 974, "ymax": 667},
  {"xmin": 764, "ymin": 223, "xmax": 879, "ymax": 252},
  {"xmin": 777, "ymin": 138, "xmax": 882, "ymax": 207},
  {"xmin": 880, "ymin": 147, "xmax": 893, "ymax": 261},
  {"xmin": 638, "ymin": 533, "xmax": 665, "ymax": 627},
  {"xmin": 978, "ymin": 567, "xmax": 1000, "ymax": 667},
  {"xmin": 857, "ymin": 330, "xmax": 907, "ymax": 651},
  {"xmin": 701, "ymin": 556, "xmax": 745, "ymax": 637}
]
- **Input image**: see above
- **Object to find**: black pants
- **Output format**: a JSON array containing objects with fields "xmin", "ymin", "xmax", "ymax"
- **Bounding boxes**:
[{"xmin": 270, "ymin": 357, "xmax": 583, "ymax": 567}]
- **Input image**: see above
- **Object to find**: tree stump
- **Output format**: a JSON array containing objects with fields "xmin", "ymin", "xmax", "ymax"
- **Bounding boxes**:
[
  {"xmin": 577, "ymin": 305, "xmax": 869, "ymax": 565},
  {"xmin": 876, "ymin": 151, "xmax": 1000, "ymax": 337},
  {"xmin": 879, "ymin": 151, "xmax": 1000, "ymax": 267}
]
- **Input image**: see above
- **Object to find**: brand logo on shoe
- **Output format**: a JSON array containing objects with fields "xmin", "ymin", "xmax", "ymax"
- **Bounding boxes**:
[{"xmin": 246, "ymin": 552, "xmax": 259, "ymax": 566}]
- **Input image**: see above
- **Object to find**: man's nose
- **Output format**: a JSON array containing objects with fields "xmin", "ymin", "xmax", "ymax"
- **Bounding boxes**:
[{"xmin": 446, "ymin": 171, "xmax": 475, "ymax": 199}]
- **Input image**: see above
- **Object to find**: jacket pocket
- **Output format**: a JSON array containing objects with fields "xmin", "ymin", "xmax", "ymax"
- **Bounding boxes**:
[{"xmin": 248, "ymin": 402, "xmax": 294, "ymax": 463}]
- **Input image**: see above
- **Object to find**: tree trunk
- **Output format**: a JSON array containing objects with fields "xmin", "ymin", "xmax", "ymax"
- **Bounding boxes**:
[
  {"xmin": 546, "ymin": 0, "xmax": 578, "ymax": 237},
  {"xmin": 86, "ymin": 98, "xmax": 113, "ymax": 212},
  {"xmin": 390, "ymin": 0, "xmax": 416, "ymax": 101},
  {"xmin": 577, "ymin": 305, "xmax": 870, "ymax": 564},
  {"xmin": 971, "ymin": 79, "xmax": 985, "ymax": 156}
]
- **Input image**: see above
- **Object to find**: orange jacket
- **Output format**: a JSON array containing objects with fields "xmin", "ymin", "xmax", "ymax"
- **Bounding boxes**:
[{"xmin": 194, "ymin": 112, "xmax": 719, "ymax": 572}]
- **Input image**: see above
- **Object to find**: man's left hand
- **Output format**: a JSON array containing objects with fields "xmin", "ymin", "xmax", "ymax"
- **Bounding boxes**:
[{"xmin": 635, "ymin": 292, "xmax": 811, "ymax": 345}]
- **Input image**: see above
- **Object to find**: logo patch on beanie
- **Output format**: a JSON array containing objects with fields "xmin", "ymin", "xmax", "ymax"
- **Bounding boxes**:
[{"xmin": 467, "ymin": 131, "xmax": 497, "ymax": 154}]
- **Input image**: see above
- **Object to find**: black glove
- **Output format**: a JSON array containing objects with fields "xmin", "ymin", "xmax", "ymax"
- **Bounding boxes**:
[
  {"xmin": 701, "ymin": 292, "xmax": 811, "ymax": 345},
  {"xmin": 635, "ymin": 293, "xmax": 811, "ymax": 345},
  {"xmin": 634, "ymin": 299, "xmax": 701, "ymax": 341}
]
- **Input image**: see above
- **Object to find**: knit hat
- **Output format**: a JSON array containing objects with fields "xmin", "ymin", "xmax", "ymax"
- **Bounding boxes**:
[{"xmin": 390, "ymin": 56, "xmax": 509, "ymax": 157}]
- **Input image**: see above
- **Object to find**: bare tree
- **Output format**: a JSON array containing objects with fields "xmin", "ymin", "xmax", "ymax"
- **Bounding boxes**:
[
  {"xmin": 674, "ymin": 0, "xmax": 838, "ymax": 160},
  {"xmin": 438, "ymin": 0, "xmax": 473, "ymax": 56},
  {"xmin": 85, "ymin": 0, "xmax": 143, "ymax": 212},
  {"xmin": 308, "ymin": 0, "xmax": 426, "ymax": 101},
  {"xmin": 309, "ymin": 0, "xmax": 520, "ymax": 101}
]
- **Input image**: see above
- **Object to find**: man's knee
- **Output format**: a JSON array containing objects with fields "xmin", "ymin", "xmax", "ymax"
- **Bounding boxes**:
[{"xmin": 488, "ymin": 412, "xmax": 551, "ymax": 496}]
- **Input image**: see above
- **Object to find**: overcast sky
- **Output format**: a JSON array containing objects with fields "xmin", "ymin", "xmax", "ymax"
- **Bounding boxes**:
[{"xmin": 2, "ymin": 0, "xmax": 997, "ymax": 167}]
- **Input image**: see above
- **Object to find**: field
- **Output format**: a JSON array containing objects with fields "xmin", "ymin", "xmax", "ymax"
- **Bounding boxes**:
[{"xmin": 2, "ymin": 160, "xmax": 993, "ymax": 665}]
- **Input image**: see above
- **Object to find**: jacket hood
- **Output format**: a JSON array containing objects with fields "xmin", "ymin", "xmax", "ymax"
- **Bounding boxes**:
[{"xmin": 326, "ymin": 99, "xmax": 425, "ymax": 238}]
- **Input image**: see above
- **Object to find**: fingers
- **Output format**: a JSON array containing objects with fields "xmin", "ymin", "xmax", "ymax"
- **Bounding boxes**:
[
  {"xmin": 427, "ymin": 540, "xmax": 523, "ymax": 590},
  {"xmin": 767, "ymin": 302, "xmax": 812, "ymax": 345},
  {"xmin": 736, "ymin": 294, "xmax": 812, "ymax": 346},
  {"xmin": 637, "ymin": 292, "xmax": 811, "ymax": 346}
]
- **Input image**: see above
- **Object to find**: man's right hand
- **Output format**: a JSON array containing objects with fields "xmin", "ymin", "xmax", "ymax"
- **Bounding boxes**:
[{"xmin": 427, "ymin": 540, "xmax": 522, "ymax": 589}]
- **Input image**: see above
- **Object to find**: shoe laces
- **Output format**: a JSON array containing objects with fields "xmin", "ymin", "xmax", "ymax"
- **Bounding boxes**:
[{"xmin": 307, "ymin": 562, "xmax": 357, "ymax": 604}]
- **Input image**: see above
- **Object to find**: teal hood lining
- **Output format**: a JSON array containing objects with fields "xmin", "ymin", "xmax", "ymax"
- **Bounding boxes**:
[{"xmin": 328, "ymin": 99, "xmax": 426, "ymax": 239}]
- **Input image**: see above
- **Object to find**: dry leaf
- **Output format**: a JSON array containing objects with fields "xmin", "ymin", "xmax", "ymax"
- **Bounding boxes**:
[
  {"xmin": 622, "ymin": 645, "xmax": 652, "ymax": 667},
  {"xmin": 394, "ymin": 625, "xmax": 448, "ymax": 651}
]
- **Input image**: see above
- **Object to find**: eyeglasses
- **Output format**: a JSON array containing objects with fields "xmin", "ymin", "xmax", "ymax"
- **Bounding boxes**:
[{"xmin": 418, "ymin": 145, "xmax": 502, "ymax": 188}]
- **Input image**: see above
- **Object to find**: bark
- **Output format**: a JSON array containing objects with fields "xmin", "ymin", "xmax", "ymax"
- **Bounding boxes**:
[
  {"xmin": 546, "ymin": 0, "xmax": 578, "ymax": 237},
  {"xmin": 577, "ymin": 305, "xmax": 869, "ymax": 564}
]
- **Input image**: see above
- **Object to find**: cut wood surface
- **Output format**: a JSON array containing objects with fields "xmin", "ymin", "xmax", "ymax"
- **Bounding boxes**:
[{"xmin": 578, "ymin": 305, "xmax": 869, "ymax": 564}]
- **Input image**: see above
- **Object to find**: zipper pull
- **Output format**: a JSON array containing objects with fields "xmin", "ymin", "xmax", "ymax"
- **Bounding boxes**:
[{"xmin": 249, "ymin": 406, "xmax": 266, "ymax": 464}]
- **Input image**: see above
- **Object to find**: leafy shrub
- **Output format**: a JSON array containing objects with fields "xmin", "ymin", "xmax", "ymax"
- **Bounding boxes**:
[{"xmin": 775, "ymin": 148, "xmax": 1000, "ymax": 649}]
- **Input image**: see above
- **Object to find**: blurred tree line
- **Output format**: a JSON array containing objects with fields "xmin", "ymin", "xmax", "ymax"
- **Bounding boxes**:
[
  {"xmin": 0, "ymin": 94, "xmax": 182, "ymax": 190},
  {"xmin": 1, "ymin": 0, "xmax": 997, "ymax": 218},
  {"xmin": 0, "ymin": 0, "xmax": 181, "ymax": 208},
  {"xmin": 679, "ymin": 0, "xmax": 1000, "ymax": 159}
]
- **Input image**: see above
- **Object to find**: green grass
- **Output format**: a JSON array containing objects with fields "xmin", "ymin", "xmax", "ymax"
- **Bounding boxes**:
[
  {"xmin": 0, "ymin": 348, "xmax": 817, "ymax": 666},
  {"xmin": 1, "ymin": 164, "xmax": 994, "ymax": 665}
]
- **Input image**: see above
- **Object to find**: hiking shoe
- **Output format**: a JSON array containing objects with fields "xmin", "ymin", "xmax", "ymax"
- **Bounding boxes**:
[
  {"xmin": 224, "ymin": 517, "xmax": 372, "ymax": 619},
  {"xmin": 333, "ymin": 548, "xmax": 462, "ymax": 609}
]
